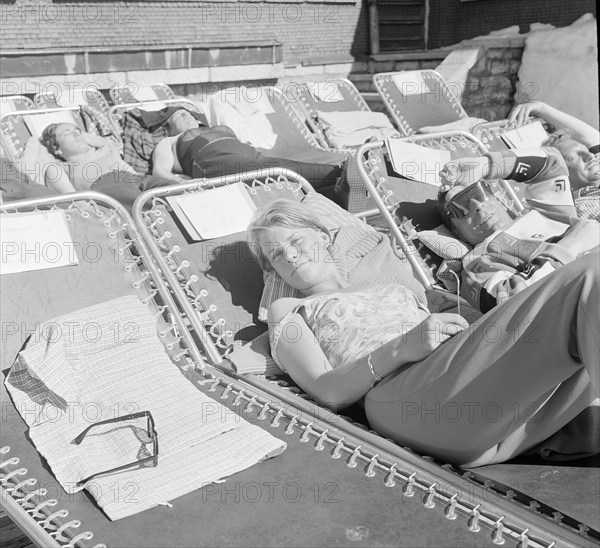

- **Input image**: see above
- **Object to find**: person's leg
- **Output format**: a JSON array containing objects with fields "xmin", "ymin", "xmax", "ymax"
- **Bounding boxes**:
[
  {"xmin": 191, "ymin": 141, "xmax": 344, "ymax": 195},
  {"xmin": 254, "ymin": 152, "xmax": 344, "ymax": 191},
  {"xmin": 90, "ymin": 177, "xmax": 142, "ymax": 215},
  {"xmin": 365, "ymin": 251, "xmax": 599, "ymax": 466}
]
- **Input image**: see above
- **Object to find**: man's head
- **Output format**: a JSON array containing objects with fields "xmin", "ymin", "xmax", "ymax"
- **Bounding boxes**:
[
  {"xmin": 438, "ymin": 181, "xmax": 514, "ymax": 245},
  {"xmin": 546, "ymin": 130, "xmax": 600, "ymax": 190},
  {"xmin": 164, "ymin": 109, "xmax": 200, "ymax": 136}
]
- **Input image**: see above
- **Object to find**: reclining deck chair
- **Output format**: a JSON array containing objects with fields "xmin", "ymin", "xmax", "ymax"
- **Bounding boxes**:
[
  {"xmin": 186, "ymin": 85, "xmax": 369, "ymax": 213},
  {"xmin": 287, "ymin": 79, "xmax": 401, "ymax": 149},
  {"xmin": 472, "ymin": 117, "xmax": 545, "ymax": 152},
  {"xmin": 373, "ymin": 70, "xmax": 541, "ymax": 151},
  {"xmin": 355, "ymin": 132, "xmax": 600, "ymax": 529},
  {"xmin": 132, "ymin": 170, "xmax": 600, "ymax": 546},
  {"xmin": 373, "ymin": 70, "xmax": 476, "ymax": 136},
  {"xmin": 108, "ymin": 98, "xmax": 207, "ymax": 177},
  {"xmin": 0, "ymin": 105, "xmax": 122, "ymax": 167},
  {"xmin": 2, "ymin": 193, "xmax": 586, "ymax": 547},
  {"xmin": 354, "ymin": 130, "xmax": 526, "ymax": 303},
  {"xmin": 33, "ymin": 87, "xmax": 120, "ymax": 137},
  {"xmin": 109, "ymin": 83, "xmax": 177, "ymax": 104}
]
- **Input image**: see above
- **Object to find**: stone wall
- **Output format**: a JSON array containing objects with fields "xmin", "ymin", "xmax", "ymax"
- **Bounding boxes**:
[
  {"xmin": 464, "ymin": 38, "xmax": 525, "ymax": 121},
  {"xmin": 439, "ymin": 36, "xmax": 526, "ymax": 121}
]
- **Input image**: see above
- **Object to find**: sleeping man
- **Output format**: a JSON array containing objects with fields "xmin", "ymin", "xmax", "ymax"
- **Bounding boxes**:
[
  {"xmin": 437, "ymin": 177, "xmax": 599, "ymax": 313},
  {"xmin": 151, "ymin": 109, "xmax": 346, "ymax": 202}
]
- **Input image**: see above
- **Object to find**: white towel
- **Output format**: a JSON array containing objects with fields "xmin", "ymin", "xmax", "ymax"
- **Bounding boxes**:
[{"xmin": 5, "ymin": 295, "xmax": 286, "ymax": 520}]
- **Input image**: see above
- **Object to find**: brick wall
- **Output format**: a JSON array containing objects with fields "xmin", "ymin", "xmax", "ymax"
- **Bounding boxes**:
[
  {"xmin": 428, "ymin": 0, "xmax": 596, "ymax": 49},
  {"xmin": 0, "ymin": 0, "xmax": 369, "ymax": 63}
]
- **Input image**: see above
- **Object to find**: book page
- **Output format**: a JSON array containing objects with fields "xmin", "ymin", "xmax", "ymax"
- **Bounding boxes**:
[
  {"xmin": 501, "ymin": 121, "xmax": 549, "ymax": 149},
  {"xmin": 504, "ymin": 210, "xmax": 569, "ymax": 240},
  {"xmin": 386, "ymin": 138, "xmax": 452, "ymax": 186},
  {"xmin": 1, "ymin": 210, "xmax": 79, "ymax": 275},
  {"xmin": 167, "ymin": 182, "xmax": 257, "ymax": 241}
]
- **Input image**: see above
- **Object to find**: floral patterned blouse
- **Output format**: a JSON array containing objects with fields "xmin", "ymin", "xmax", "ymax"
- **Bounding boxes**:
[{"xmin": 270, "ymin": 285, "xmax": 428, "ymax": 372}]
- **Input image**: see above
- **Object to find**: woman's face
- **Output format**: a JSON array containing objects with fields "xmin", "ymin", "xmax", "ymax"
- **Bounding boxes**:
[
  {"xmin": 258, "ymin": 225, "xmax": 337, "ymax": 293},
  {"xmin": 54, "ymin": 123, "xmax": 88, "ymax": 157},
  {"xmin": 554, "ymin": 138, "xmax": 600, "ymax": 190}
]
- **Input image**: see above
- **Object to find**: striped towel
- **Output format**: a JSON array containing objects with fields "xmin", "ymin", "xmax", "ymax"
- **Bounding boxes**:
[{"xmin": 5, "ymin": 295, "xmax": 286, "ymax": 520}]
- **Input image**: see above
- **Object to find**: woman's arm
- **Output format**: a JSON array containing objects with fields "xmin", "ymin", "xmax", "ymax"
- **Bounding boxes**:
[
  {"xmin": 44, "ymin": 163, "xmax": 76, "ymax": 193},
  {"xmin": 152, "ymin": 137, "xmax": 186, "ymax": 181},
  {"xmin": 509, "ymin": 101, "xmax": 599, "ymax": 148},
  {"xmin": 271, "ymin": 302, "xmax": 468, "ymax": 411},
  {"xmin": 83, "ymin": 132, "xmax": 111, "ymax": 151}
]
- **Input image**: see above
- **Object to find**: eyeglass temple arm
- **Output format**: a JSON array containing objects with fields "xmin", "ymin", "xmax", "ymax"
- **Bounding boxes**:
[{"xmin": 73, "ymin": 411, "xmax": 150, "ymax": 445}]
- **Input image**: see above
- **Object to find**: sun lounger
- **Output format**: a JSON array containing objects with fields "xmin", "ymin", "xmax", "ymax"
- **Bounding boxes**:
[
  {"xmin": 4, "ymin": 192, "xmax": 588, "ymax": 547},
  {"xmin": 132, "ymin": 169, "xmax": 600, "ymax": 546},
  {"xmin": 287, "ymin": 79, "xmax": 401, "ymax": 148},
  {"xmin": 354, "ymin": 130, "xmax": 527, "ymax": 304},
  {"xmin": 471, "ymin": 118, "xmax": 545, "ymax": 152},
  {"xmin": 33, "ymin": 87, "xmax": 119, "ymax": 136},
  {"xmin": 0, "ymin": 106, "xmax": 111, "ymax": 164},
  {"xmin": 109, "ymin": 83, "xmax": 177, "ymax": 105},
  {"xmin": 373, "ymin": 70, "xmax": 486, "ymax": 136}
]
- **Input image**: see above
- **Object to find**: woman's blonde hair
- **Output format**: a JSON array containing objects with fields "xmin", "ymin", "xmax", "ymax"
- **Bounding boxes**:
[{"xmin": 247, "ymin": 198, "xmax": 330, "ymax": 271}]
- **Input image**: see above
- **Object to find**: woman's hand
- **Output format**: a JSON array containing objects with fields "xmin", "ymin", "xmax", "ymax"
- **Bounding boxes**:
[
  {"xmin": 82, "ymin": 132, "xmax": 109, "ymax": 150},
  {"xmin": 392, "ymin": 313, "xmax": 469, "ymax": 363},
  {"xmin": 508, "ymin": 101, "xmax": 544, "ymax": 126}
]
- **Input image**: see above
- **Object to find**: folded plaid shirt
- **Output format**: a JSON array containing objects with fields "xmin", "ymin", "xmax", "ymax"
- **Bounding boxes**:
[{"xmin": 121, "ymin": 110, "xmax": 169, "ymax": 175}]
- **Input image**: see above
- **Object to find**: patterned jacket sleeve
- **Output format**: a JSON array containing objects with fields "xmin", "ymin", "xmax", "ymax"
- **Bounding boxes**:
[{"xmin": 485, "ymin": 147, "xmax": 576, "ymax": 216}]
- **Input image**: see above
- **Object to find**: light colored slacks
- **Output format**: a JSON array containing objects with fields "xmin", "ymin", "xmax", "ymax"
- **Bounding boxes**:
[{"xmin": 365, "ymin": 250, "xmax": 599, "ymax": 467}]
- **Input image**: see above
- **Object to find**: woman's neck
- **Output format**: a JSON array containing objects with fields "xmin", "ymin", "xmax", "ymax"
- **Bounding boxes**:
[{"xmin": 302, "ymin": 272, "xmax": 348, "ymax": 297}]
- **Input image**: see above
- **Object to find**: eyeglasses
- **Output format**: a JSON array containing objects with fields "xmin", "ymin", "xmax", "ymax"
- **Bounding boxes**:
[
  {"xmin": 445, "ymin": 181, "xmax": 494, "ymax": 219},
  {"xmin": 73, "ymin": 411, "xmax": 158, "ymax": 487}
]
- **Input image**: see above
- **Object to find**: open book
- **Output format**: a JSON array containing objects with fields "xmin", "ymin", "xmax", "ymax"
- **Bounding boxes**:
[
  {"xmin": 386, "ymin": 138, "xmax": 451, "ymax": 186},
  {"xmin": 166, "ymin": 182, "xmax": 257, "ymax": 241}
]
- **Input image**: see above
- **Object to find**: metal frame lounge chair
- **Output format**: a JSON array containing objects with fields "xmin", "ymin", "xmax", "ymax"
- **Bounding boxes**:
[
  {"xmin": 354, "ymin": 131, "xmax": 526, "ymax": 304},
  {"xmin": 0, "ymin": 105, "xmax": 121, "ymax": 165},
  {"xmin": 284, "ymin": 78, "xmax": 401, "ymax": 149},
  {"xmin": 33, "ymin": 87, "xmax": 119, "ymax": 136},
  {"xmin": 4, "ymin": 192, "xmax": 593, "ymax": 547},
  {"xmin": 132, "ymin": 170, "xmax": 599, "ymax": 547},
  {"xmin": 373, "ymin": 70, "xmax": 479, "ymax": 136}
]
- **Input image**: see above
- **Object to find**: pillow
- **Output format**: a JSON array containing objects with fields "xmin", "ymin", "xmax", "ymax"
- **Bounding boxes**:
[
  {"xmin": 416, "ymin": 224, "xmax": 472, "ymax": 293},
  {"xmin": 21, "ymin": 136, "xmax": 65, "ymax": 186},
  {"xmin": 206, "ymin": 90, "xmax": 277, "ymax": 150},
  {"xmin": 23, "ymin": 110, "xmax": 78, "ymax": 138},
  {"xmin": 418, "ymin": 116, "xmax": 487, "ymax": 134},
  {"xmin": 257, "ymin": 192, "xmax": 426, "ymax": 321},
  {"xmin": 317, "ymin": 110, "xmax": 398, "ymax": 148},
  {"xmin": 416, "ymin": 224, "xmax": 471, "ymax": 260}
]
